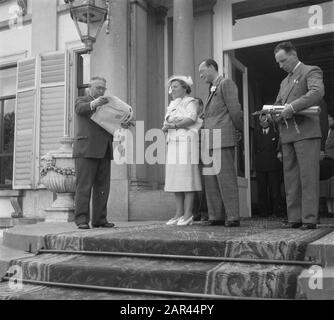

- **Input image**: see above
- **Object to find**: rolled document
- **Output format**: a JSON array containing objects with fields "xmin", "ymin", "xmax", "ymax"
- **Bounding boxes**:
[{"xmin": 252, "ymin": 105, "xmax": 320, "ymax": 116}]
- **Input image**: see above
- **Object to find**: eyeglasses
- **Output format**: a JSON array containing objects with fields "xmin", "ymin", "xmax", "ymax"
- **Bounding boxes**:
[{"xmin": 96, "ymin": 86, "xmax": 107, "ymax": 91}]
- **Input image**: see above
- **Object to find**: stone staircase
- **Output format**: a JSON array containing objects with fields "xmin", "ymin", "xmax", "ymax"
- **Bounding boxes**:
[{"xmin": 0, "ymin": 220, "xmax": 333, "ymax": 300}]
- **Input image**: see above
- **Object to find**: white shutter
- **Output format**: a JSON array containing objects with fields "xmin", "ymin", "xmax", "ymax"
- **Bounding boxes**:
[
  {"xmin": 36, "ymin": 52, "xmax": 67, "ymax": 185},
  {"xmin": 13, "ymin": 52, "xmax": 68, "ymax": 190},
  {"xmin": 13, "ymin": 58, "xmax": 37, "ymax": 189}
]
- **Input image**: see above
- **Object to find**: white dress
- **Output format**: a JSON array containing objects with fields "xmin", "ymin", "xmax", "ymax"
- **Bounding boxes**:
[{"xmin": 164, "ymin": 96, "xmax": 203, "ymax": 192}]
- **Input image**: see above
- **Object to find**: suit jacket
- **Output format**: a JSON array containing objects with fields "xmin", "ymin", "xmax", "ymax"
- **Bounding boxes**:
[
  {"xmin": 275, "ymin": 63, "xmax": 324, "ymax": 144},
  {"xmin": 73, "ymin": 95, "xmax": 114, "ymax": 159},
  {"xmin": 202, "ymin": 75, "xmax": 243, "ymax": 149},
  {"xmin": 254, "ymin": 126, "xmax": 282, "ymax": 172}
]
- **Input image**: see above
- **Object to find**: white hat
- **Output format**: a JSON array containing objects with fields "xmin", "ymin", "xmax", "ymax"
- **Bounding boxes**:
[{"xmin": 168, "ymin": 75, "xmax": 193, "ymax": 87}]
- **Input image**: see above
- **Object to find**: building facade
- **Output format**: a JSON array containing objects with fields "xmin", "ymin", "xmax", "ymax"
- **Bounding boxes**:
[{"xmin": 0, "ymin": 0, "xmax": 333, "ymax": 222}]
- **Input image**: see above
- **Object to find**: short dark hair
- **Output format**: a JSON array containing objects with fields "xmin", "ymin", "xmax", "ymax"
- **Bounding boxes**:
[
  {"xmin": 274, "ymin": 41, "xmax": 297, "ymax": 55},
  {"xmin": 201, "ymin": 59, "xmax": 219, "ymax": 72},
  {"xmin": 171, "ymin": 79, "xmax": 191, "ymax": 94}
]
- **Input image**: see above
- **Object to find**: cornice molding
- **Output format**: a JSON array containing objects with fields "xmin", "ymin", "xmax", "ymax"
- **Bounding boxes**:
[
  {"xmin": 194, "ymin": 0, "xmax": 217, "ymax": 17},
  {"xmin": 130, "ymin": 0, "xmax": 148, "ymax": 12}
]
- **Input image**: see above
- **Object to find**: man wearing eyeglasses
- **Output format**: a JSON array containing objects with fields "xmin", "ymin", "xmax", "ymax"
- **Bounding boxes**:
[{"xmin": 73, "ymin": 76, "xmax": 115, "ymax": 229}]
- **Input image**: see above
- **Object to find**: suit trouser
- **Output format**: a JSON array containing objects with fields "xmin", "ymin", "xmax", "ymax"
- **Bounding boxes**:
[
  {"xmin": 256, "ymin": 170, "xmax": 284, "ymax": 215},
  {"xmin": 204, "ymin": 147, "xmax": 239, "ymax": 222},
  {"xmin": 74, "ymin": 157, "xmax": 111, "ymax": 226},
  {"xmin": 282, "ymin": 138, "xmax": 320, "ymax": 224}
]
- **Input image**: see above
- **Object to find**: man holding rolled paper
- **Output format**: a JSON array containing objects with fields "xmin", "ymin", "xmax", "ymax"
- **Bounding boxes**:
[
  {"xmin": 73, "ymin": 77, "xmax": 115, "ymax": 230},
  {"xmin": 273, "ymin": 41, "xmax": 325, "ymax": 230}
]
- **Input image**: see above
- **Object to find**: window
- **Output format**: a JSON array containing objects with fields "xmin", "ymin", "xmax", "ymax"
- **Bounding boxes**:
[
  {"xmin": 0, "ymin": 65, "xmax": 17, "ymax": 188},
  {"xmin": 77, "ymin": 52, "xmax": 90, "ymax": 97}
]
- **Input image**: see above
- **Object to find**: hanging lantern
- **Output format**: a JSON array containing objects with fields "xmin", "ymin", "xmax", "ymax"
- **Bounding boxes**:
[{"xmin": 64, "ymin": 0, "xmax": 111, "ymax": 52}]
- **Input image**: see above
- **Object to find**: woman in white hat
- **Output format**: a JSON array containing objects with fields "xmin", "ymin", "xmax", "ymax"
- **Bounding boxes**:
[{"xmin": 163, "ymin": 75, "xmax": 203, "ymax": 226}]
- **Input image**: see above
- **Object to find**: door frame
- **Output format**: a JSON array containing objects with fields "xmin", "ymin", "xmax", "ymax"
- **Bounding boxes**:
[{"xmin": 223, "ymin": 52, "xmax": 251, "ymax": 218}]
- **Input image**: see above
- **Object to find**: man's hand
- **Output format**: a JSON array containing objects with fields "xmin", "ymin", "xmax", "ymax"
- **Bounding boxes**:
[
  {"xmin": 278, "ymin": 104, "xmax": 294, "ymax": 121},
  {"xmin": 320, "ymin": 151, "xmax": 325, "ymax": 161},
  {"xmin": 162, "ymin": 123, "xmax": 176, "ymax": 133},
  {"xmin": 235, "ymin": 130, "xmax": 242, "ymax": 142},
  {"xmin": 277, "ymin": 151, "xmax": 283, "ymax": 162},
  {"xmin": 121, "ymin": 121, "xmax": 135, "ymax": 129},
  {"xmin": 91, "ymin": 96, "xmax": 108, "ymax": 110}
]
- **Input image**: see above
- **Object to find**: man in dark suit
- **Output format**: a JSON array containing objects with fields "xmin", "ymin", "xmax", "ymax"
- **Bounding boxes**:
[
  {"xmin": 254, "ymin": 114, "xmax": 284, "ymax": 217},
  {"xmin": 73, "ymin": 77, "xmax": 115, "ymax": 229},
  {"xmin": 198, "ymin": 59, "xmax": 243, "ymax": 227},
  {"xmin": 274, "ymin": 41, "xmax": 325, "ymax": 230}
]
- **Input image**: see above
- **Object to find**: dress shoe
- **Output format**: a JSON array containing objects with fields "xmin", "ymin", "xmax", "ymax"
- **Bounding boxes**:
[
  {"xmin": 166, "ymin": 217, "xmax": 181, "ymax": 225},
  {"xmin": 225, "ymin": 220, "xmax": 240, "ymax": 227},
  {"xmin": 281, "ymin": 221, "xmax": 302, "ymax": 229},
  {"xmin": 300, "ymin": 223, "xmax": 316, "ymax": 230},
  {"xmin": 77, "ymin": 223, "xmax": 90, "ymax": 229},
  {"xmin": 177, "ymin": 216, "xmax": 193, "ymax": 226},
  {"xmin": 92, "ymin": 222, "xmax": 115, "ymax": 228}
]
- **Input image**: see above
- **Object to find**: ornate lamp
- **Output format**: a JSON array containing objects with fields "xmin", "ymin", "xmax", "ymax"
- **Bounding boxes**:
[{"xmin": 64, "ymin": 0, "xmax": 111, "ymax": 52}]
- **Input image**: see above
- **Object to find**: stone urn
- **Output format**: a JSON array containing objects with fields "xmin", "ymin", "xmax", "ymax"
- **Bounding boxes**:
[{"xmin": 40, "ymin": 136, "xmax": 76, "ymax": 222}]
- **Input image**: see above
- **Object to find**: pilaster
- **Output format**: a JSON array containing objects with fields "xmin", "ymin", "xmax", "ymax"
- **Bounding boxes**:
[
  {"xmin": 173, "ymin": 0, "xmax": 195, "ymax": 81},
  {"xmin": 31, "ymin": 0, "xmax": 57, "ymax": 54}
]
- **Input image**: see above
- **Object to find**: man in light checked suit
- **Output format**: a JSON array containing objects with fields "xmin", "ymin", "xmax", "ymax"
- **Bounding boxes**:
[
  {"xmin": 198, "ymin": 59, "xmax": 243, "ymax": 227},
  {"xmin": 274, "ymin": 41, "xmax": 324, "ymax": 230}
]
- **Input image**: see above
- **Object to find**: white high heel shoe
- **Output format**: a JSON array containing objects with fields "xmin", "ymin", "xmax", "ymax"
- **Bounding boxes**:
[
  {"xmin": 177, "ymin": 216, "xmax": 193, "ymax": 226},
  {"xmin": 166, "ymin": 217, "xmax": 181, "ymax": 225}
]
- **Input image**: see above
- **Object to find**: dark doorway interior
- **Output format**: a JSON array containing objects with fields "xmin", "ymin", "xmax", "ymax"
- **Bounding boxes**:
[
  {"xmin": 235, "ymin": 32, "xmax": 334, "ymax": 112},
  {"xmin": 234, "ymin": 32, "xmax": 334, "ymax": 214}
]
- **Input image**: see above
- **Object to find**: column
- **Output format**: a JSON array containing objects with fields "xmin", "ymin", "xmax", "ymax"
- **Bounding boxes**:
[
  {"xmin": 31, "ymin": 0, "xmax": 57, "ymax": 54},
  {"xmin": 91, "ymin": 0, "xmax": 130, "ymax": 221},
  {"xmin": 194, "ymin": 0, "xmax": 217, "ymax": 99},
  {"xmin": 128, "ymin": 0, "xmax": 148, "ymax": 187},
  {"xmin": 173, "ymin": 0, "xmax": 195, "ymax": 81}
]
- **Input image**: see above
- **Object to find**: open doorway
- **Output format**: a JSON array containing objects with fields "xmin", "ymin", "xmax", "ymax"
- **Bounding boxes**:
[{"xmin": 233, "ymin": 32, "xmax": 334, "ymax": 215}]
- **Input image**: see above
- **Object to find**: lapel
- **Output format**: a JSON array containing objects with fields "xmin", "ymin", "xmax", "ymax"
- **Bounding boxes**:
[
  {"xmin": 203, "ymin": 75, "xmax": 224, "ymax": 115},
  {"xmin": 282, "ymin": 63, "xmax": 303, "ymax": 104}
]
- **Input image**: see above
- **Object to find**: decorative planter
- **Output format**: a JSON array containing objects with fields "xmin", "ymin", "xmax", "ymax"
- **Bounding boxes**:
[{"xmin": 40, "ymin": 136, "xmax": 76, "ymax": 223}]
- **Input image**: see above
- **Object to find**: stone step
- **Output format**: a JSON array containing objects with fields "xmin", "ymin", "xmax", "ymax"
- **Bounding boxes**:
[
  {"xmin": 1, "ymin": 220, "xmax": 333, "ymax": 300},
  {"xmin": 0, "ymin": 217, "xmax": 41, "ymax": 229},
  {"xmin": 0, "ymin": 281, "xmax": 178, "ymax": 300},
  {"xmin": 42, "ymin": 224, "xmax": 332, "ymax": 261},
  {"xmin": 5, "ymin": 252, "xmax": 304, "ymax": 299},
  {"xmin": 0, "ymin": 242, "xmax": 34, "ymax": 278}
]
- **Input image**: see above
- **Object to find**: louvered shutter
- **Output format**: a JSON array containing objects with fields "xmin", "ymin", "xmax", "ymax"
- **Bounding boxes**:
[
  {"xmin": 36, "ymin": 52, "xmax": 67, "ymax": 186},
  {"xmin": 13, "ymin": 58, "xmax": 37, "ymax": 189}
]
